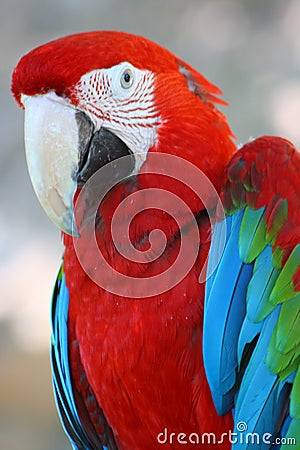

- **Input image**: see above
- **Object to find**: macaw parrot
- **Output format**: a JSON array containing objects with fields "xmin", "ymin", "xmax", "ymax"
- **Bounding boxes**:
[{"xmin": 12, "ymin": 31, "xmax": 300, "ymax": 450}]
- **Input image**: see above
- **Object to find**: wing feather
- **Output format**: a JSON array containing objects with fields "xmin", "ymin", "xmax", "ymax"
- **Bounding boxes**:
[
  {"xmin": 51, "ymin": 264, "xmax": 116, "ymax": 450},
  {"xmin": 204, "ymin": 136, "xmax": 300, "ymax": 448}
]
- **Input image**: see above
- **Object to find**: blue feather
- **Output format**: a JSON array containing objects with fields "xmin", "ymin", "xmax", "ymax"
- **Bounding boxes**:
[
  {"xmin": 51, "ymin": 271, "xmax": 94, "ymax": 449},
  {"xmin": 204, "ymin": 208, "xmax": 294, "ymax": 449},
  {"xmin": 246, "ymin": 246, "xmax": 279, "ymax": 323},
  {"xmin": 51, "ymin": 267, "xmax": 115, "ymax": 449},
  {"xmin": 233, "ymin": 308, "xmax": 287, "ymax": 450},
  {"xmin": 204, "ymin": 215, "xmax": 232, "ymax": 298},
  {"xmin": 52, "ymin": 273, "xmax": 78, "ymax": 421},
  {"xmin": 237, "ymin": 317, "xmax": 262, "ymax": 366},
  {"xmin": 204, "ymin": 211, "xmax": 253, "ymax": 414}
]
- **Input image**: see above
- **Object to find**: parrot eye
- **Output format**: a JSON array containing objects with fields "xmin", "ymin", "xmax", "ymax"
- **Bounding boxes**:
[{"xmin": 120, "ymin": 68, "xmax": 134, "ymax": 89}]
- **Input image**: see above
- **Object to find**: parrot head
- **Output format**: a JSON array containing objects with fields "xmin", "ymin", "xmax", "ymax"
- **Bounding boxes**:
[{"xmin": 12, "ymin": 31, "xmax": 235, "ymax": 235}]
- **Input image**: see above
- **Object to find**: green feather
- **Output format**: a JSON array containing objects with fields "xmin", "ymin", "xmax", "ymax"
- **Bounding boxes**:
[
  {"xmin": 272, "ymin": 246, "xmax": 285, "ymax": 270},
  {"xmin": 271, "ymin": 244, "xmax": 300, "ymax": 304},
  {"xmin": 284, "ymin": 418, "xmax": 300, "ymax": 447},
  {"xmin": 290, "ymin": 368, "xmax": 300, "ymax": 418},
  {"xmin": 266, "ymin": 328, "xmax": 300, "ymax": 376},
  {"xmin": 57, "ymin": 262, "xmax": 64, "ymax": 281},
  {"xmin": 266, "ymin": 198, "xmax": 288, "ymax": 242},
  {"xmin": 239, "ymin": 207, "xmax": 267, "ymax": 263},
  {"xmin": 277, "ymin": 356, "xmax": 300, "ymax": 381},
  {"xmin": 275, "ymin": 293, "xmax": 300, "ymax": 353}
]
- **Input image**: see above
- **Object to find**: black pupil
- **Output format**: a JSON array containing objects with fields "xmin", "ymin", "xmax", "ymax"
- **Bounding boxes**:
[{"xmin": 124, "ymin": 72, "xmax": 131, "ymax": 83}]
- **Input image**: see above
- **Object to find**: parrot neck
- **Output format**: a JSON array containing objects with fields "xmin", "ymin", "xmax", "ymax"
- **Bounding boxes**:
[
  {"xmin": 153, "ymin": 71, "xmax": 237, "ymax": 196},
  {"xmin": 70, "ymin": 174, "xmax": 206, "ymax": 283}
]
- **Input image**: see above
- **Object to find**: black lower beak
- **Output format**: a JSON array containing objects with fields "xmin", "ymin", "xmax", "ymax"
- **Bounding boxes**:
[{"xmin": 75, "ymin": 111, "xmax": 135, "ymax": 187}]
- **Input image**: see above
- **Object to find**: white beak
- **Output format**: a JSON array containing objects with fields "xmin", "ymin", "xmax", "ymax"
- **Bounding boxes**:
[{"xmin": 22, "ymin": 93, "xmax": 79, "ymax": 235}]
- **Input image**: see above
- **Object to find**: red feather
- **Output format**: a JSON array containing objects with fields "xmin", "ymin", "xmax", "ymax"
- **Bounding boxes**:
[{"xmin": 222, "ymin": 136, "xmax": 300, "ymax": 268}]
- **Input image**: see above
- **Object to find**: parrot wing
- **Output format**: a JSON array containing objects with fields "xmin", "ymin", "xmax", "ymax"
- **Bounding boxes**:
[
  {"xmin": 51, "ymin": 265, "xmax": 118, "ymax": 450},
  {"xmin": 203, "ymin": 136, "xmax": 300, "ymax": 448}
]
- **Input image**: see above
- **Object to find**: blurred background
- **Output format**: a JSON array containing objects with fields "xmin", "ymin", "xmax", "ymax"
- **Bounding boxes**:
[{"xmin": 1, "ymin": 0, "xmax": 300, "ymax": 449}]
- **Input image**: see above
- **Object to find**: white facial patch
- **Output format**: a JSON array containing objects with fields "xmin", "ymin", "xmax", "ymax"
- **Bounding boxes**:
[{"xmin": 73, "ymin": 62, "xmax": 161, "ymax": 173}]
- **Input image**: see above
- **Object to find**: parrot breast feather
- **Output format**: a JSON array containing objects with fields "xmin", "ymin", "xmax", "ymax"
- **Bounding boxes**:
[{"xmin": 204, "ymin": 136, "xmax": 300, "ymax": 447}]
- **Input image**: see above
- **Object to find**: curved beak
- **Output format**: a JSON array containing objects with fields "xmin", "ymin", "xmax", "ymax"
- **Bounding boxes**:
[
  {"xmin": 22, "ymin": 93, "xmax": 135, "ymax": 236},
  {"xmin": 23, "ymin": 94, "xmax": 79, "ymax": 235}
]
